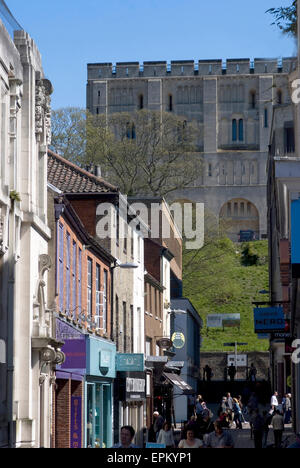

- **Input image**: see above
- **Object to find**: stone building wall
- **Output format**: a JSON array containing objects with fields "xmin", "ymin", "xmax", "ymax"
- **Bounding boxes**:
[
  {"xmin": 200, "ymin": 351, "xmax": 270, "ymax": 381},
  {"xmin": 87, "ymin": 57, "xmax": 297, "ymax": 241}
]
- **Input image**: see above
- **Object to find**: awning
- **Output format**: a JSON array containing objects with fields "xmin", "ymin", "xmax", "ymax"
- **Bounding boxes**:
[{"xmin": 163, "ymin": 372, "xmax": 195, "ymax": 395}]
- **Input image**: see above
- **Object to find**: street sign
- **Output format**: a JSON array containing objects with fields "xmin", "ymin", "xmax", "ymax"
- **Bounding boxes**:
[
  {"xmin": 254, "ymin": 307, "xmax": 285, "ymax": 333},
  {"xmin": 222, "ymin": 314, "xmax": 240, "ymax": 328},
  {"xmin": 227, "ymin": 354, "xmax": 248, "ymax": 367},
  {"xmin": 207, "ymin": 314, "xmax": 240, "ymax": 329},
  {"xmin": 207, "ymin": 315, "xmax": 223, "ymax": 328}
]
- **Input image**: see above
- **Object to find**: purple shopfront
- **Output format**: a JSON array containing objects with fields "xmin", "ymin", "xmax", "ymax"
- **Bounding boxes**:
[
  {"xmin": 54, "ymin": 320, "xmax": 86, "ymax": 449},
  {"xmin": 55, "ymin": 319, "xmax": 116, "ymax": 448}
]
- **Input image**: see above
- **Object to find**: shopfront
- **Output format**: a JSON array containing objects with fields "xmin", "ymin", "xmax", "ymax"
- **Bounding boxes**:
[
  {"xmin": 86, "ymin": 336, "xmax": 116, "ymax": 448},
  {"xmin": 55, "ymin": 319, "xmax": 86, "ymax": 449},
  {"xmin": 114, "ymin": 354, "xmax": 146, "ymax": 447}
]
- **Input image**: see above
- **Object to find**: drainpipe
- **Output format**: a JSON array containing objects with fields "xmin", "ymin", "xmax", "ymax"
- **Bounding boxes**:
[{"xmin": 7, "ymin": 198, "xmax": 16, "ymax": 448}]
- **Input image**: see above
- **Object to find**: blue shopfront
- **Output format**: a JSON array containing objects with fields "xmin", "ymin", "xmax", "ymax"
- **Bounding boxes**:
[{"xmin": 85, "ymin": 336, "xmax": 116, "ymax": 448}]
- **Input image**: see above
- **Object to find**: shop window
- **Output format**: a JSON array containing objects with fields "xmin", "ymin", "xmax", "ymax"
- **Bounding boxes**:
[
  {"xmin": 87, "ymin": 258, "xmax": 93, "ymax": 318},
  {"xmin": 58, "ymin": 223, "xmax": 64, "ymax": 312},
  {"xmin": 103, "ymin": 270, "xmax": 108, "ymax": 333},
  {"xmin": 78, "ymin": 248, "xmax": 82, "ymax": 317},
  {"xmin": 86, "ymin": 382, "xmax": 112, "ymax": 448},
  {"xmin": 66, "ymin": 232, "xmax": 71, "ymax": 314},
  {"xmin": 72, "ymin": 241, "xmax": 77, "ymax": 316}
]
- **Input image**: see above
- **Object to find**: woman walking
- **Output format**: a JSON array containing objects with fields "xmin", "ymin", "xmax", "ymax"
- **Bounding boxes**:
[{"xmin": 233, "ymin": 398, "xmax": 243, "ymax": 429}]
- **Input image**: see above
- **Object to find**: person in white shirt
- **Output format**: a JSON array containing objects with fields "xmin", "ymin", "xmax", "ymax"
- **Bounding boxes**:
[
  {"xmin": 157, "ymin": 422, "xmax": 175, "ymax": 448},
  {"xmin": 178, "ymin": 428, "xmax": 203, "ymax": 449},
  {"xmin": 271, "ymin": 391, "xmax": 279, "ymax": 411}
]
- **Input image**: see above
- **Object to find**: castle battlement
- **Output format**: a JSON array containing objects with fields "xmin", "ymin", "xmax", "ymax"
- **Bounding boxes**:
[{"xmin": 87, "ymin": 57, "xmax": 297, "ymax": 79}]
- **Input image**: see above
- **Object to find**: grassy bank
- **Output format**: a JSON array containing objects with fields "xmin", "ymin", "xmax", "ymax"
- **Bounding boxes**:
[{"xmin": 182, "ymin": 239, "xmax": 270, "ymax": 353}]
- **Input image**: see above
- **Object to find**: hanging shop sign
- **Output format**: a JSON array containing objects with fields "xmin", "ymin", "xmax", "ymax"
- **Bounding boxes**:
[
  {"xmin": 116, "ymin": 353, "xmax": 144, "ymax": 372},
  {"xmin": 253, "ymin": 307, "xmax": 285, "ymax": 333},
  {"xmin": 171, "ymin": 332, "xmax": 185, "ymax": 349}
]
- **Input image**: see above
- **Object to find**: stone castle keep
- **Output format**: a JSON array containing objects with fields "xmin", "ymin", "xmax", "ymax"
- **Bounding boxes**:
[{"xmin": 87, "ymin": 58, "xmax": 297, "ymax": 241}]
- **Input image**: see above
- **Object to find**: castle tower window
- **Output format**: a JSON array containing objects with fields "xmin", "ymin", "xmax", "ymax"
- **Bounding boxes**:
[
  {"xmin": 277, "ymin": 89, "xmax": 282, "ymax": 105},
  {"xmin": 232, "ymin": 119, "xmax": 237, "ymax": 142},
  {"xmin": 208, "ymin": 164, "xmax": 212, "ymax": 177},
  {"xmin": 240, "ymin": 202, "xmax": 245, "ymax": 216},
  {"xmin": 169, "ymin": 95, "xmax": 173, "ymax": 112},
  {"xmin": 250, "ymin": 91, "xmax": 256, "ymax": 109},
  {"xmin": 264, "ymin": 109, "xmax": 268, "ymax": 128},
  {"xmin": 238, "ymin": 119, "xmax": 244, "ymax": 141},
  {"xmin": 139, "ymin": 94, "xmax": 144, "ymax": 110}
]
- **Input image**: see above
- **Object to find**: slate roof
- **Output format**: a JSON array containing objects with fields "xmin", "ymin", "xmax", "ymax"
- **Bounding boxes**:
[{"xmin": 47, "ymin": 149, "xmax": 118, "ymax": 194}]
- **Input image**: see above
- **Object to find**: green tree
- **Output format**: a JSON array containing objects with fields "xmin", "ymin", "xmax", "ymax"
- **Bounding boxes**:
[
  {"xmin": 267, "ymin": 1, "xmax": 297, "ymax": 37},
  {"xmin": 51, "ymin": 108, "xmax": 202, "ymax": 197}
]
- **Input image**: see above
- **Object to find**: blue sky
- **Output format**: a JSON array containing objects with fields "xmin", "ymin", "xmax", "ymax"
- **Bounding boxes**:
[{"xmin": 6, "ymin": 0, "xmax": 297, "ymax": 109}]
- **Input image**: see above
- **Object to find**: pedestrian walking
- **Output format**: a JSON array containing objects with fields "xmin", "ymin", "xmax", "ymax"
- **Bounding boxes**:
[
  {"xmin": 249, "ymin": 363, "xmax": 257, "ymax": 382},
  {"xmin": 157, "ymin": 422, "xmax": 175, "ymax": 448},
  {"xmin": 284, "ymin": 394, "xmax": 292, "ymax": 424},
  {"xmin": 226, "ymin": 393, "xmax": 233, "ymax": 422},
  {"xmin": 233, "ymin": 398, "xmax": 243, "ymax": 429},
  {"xmin": 203, "ymin": 365, "xmax": 213, "ymax": 382},
  {"xmin": 113, "ymin": 426, "xmax": 139, "ymax": 448},
  {"xmin": 252, "ymin": 410, "xmax": 264, "ymax": 449},
  {"xmin": 178, "ymin": 428, "xmax": 203, "ymax": 448},
  {"xmin": 262, "ymin": 410, "xmax": 272, "ymax": 448},
  {"xmin": 272, "ymin": 410, "xmax": 284, "ymax": 448},
  {"xmin": 203, "ymin": 421, "xmax": 234, "ymax": 448},
  {"xmin": 228, "ymin": 363, "xmax": 236, "ymax": 382},
  {"xmin": 153, "ymin": 411, "xmax": 164, "ymax": 441},
  {"xmin": 271, "ymin": 391, "xmax": 279, "ymax": 412}
]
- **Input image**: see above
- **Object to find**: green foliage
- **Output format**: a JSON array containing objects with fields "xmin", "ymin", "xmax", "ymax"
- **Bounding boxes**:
[
  {"xmin": 266, "ymin": 1, "xmax": 297, "ymax": 37},
  {"xmin": 9, "ymin": 190, "xmax": 21, "ymax": 202},
  {"xmin": 183, "ymin": 240, "xmax": 270, "ymax": 353},
  {"xmin": 51, "ymin": 107, "xmax": 202, "ymax": 198}
]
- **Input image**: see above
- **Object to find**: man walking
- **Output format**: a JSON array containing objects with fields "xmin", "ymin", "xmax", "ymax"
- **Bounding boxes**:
[
  {"xmin": 271, "ymin": 391, "xmax": 279, "ymax": 412},
  {"xmin": 228, "ymin": 363, "xmax": 236, "ymax": 382},
  {"xmin": 272, "ymin": 410, "xmax": 284, "ymax": 448}
]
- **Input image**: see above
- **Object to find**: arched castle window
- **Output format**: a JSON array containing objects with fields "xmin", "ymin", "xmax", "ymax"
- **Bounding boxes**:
[
  {"xmin": 277, "ymin": 89, "xmax": 282, "ymax": 105},
  {"xmin": 139, "ymin": 94, "xmax": 144, "ymax": 110},
  {"xmin": 168, "ymin": 95, "xmax": 173, "ymax": 112},
  {"xmin": 250, "ymin": 90, "xmax": 256, "ymax": 109},
  {"xmin": 238, "ymin": 119, "xmax": 244, "ymax": 141},
  {"xmin": 232, "ymin": 119, "xmax": 237, "ymax": 141},
  {"xmin": 264, "ymin": 109, "xmax": 268, "ymax": 128}
]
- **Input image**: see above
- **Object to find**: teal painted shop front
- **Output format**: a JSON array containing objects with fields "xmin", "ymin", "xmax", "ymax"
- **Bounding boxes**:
[{"xmin": 85, "ymin": 336, "xmax": 116, "ymax": 448}]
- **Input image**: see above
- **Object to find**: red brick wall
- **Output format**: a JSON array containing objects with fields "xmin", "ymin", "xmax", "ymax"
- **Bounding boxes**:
[
  {"xmin": 70, "ymin": 199, "xmax": 97, "ymax": 236},
  {"xmin": 55, "ymin": 379, "xmax": 71, "ymax": 448},
  {"xmin": 55, "ymin": 379, "xmax": 84, "ymax": 449},
  {"xmin": 144, "ymin": 239, "xmax": 161, "ymax": 282},
  {"xmin": 57, "ymin": 215, "xmax": 112, "ymax": 339}
]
